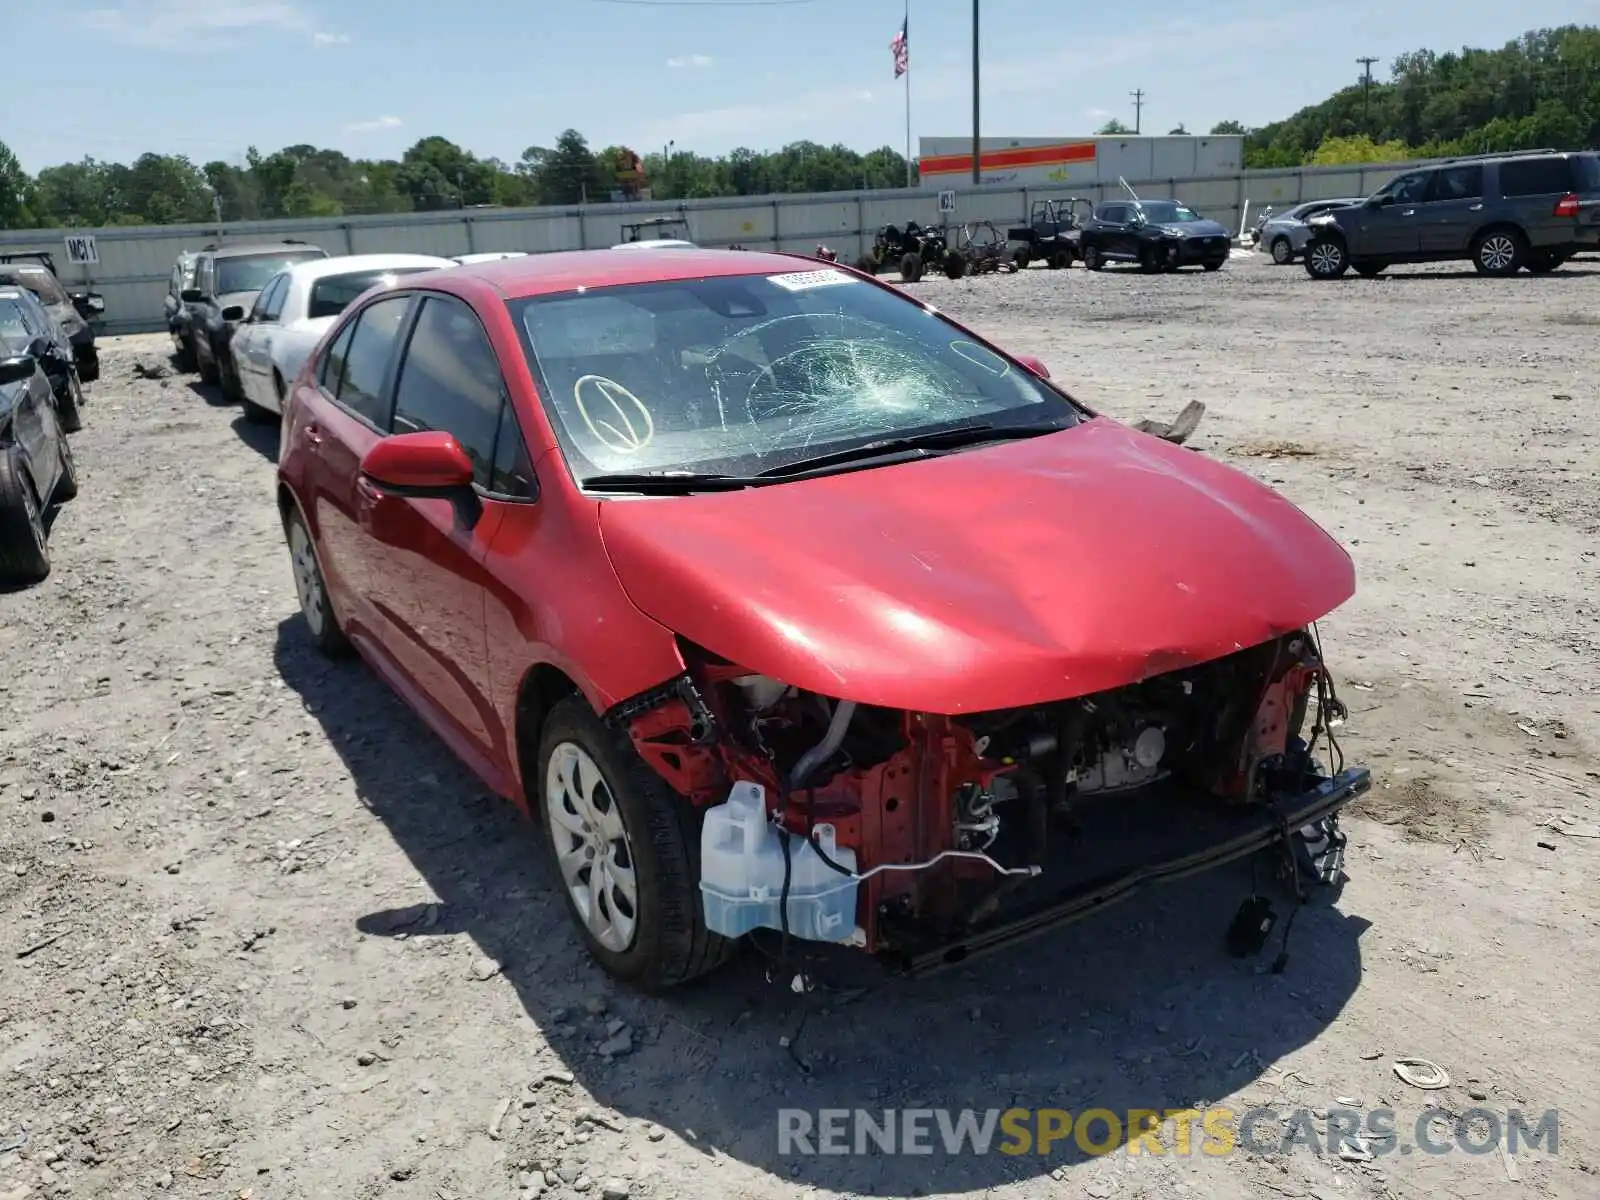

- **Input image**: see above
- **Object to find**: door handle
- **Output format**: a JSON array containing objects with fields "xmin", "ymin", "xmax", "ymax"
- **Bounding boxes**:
[
  {"xmin": 304, "ymin": 422, "xmax": 324, "ymax": 450},
  {"xmin": 1401, "ymin": 209, "xmax": 1415, "ymax": 217}
]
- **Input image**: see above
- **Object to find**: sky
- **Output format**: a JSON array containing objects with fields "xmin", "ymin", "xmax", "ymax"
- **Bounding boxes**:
[{"xmin": 3, "ymin": 0, "xmax": 1587, "ymax": 173}]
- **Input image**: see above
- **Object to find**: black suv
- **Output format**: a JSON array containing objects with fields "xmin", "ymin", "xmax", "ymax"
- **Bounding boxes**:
[
  {"xmin": 1303, "ymin": 149, "xmax": 1600, "ymax": 279},
  {"xmin": 179, "ymin": 240, "xmax": 328, "ymax": 395}
]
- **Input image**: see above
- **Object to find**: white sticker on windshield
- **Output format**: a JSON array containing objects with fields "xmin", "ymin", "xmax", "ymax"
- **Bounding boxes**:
[{"xmin": 767, "ymin": 269, "xmax": 856, "ymax": 292}]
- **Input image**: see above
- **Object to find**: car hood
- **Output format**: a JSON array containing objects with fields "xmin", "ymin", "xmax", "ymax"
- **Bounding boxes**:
[
  {"xmin": 1167, "ymin": 219, "xmax": 1231, "ymax": 237},
  {"xmin": 598, "ymin": 417, "xmax": 1356, "ymax": 714}
]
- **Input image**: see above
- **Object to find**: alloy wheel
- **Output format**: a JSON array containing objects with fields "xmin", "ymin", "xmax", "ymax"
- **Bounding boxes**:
[
  {"xmin": 545, "ymin": 742, "xmax": 639, "ymax": 953},
  {"xmin": 1479, "ymin": 234, "xmax": 1517, "ymax": 272},
  {"xmin": 1308, "ymin": 241, "xmax": 1345, "ymax": 277},
  {"xmin": 1272, "ymin": 238, "xmax": 1292, "ymax": 265}
]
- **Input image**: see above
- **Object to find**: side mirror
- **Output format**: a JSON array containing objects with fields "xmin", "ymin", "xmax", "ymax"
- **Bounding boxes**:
[
  {"xmin": 181, "ymin": 288, "xmax": 205, "ymax": 303},
  {"xmin": 1015, "ymin": 354, "xmax": 1050, "ymax": 379},
  {"xmin": 361, "ymin": 431, "xmax": 475, "ymax": 494},
  {"xmin": 221, "ymin": 305, "xmax": 246, "ymax": 322},
  {"xmin": 0, "ymin": 355, "xmax": 37, "ymax": 386},
  {"xmin": 1370, "ymin": 195, "xmax": 1391, "ymax": 208}
]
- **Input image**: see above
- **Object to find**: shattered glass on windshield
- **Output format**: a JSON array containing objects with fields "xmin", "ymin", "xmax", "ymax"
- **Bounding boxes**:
[{"xmin": 512, "ymin": 269, "xmax": 1080, "ymax": 481}]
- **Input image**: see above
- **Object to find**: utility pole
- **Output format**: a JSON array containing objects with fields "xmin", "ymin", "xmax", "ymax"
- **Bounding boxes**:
[
  {"xmin": 1357, "ymin": 57, "xmax": 1378, "ymax": 135},
  {"xmin": 1129, "ymin": 89, "xmax": 1144, "ymax": 134},
  {"xmin": 971, "ymin": 0, "xmax": 981, "ymax": 185}
]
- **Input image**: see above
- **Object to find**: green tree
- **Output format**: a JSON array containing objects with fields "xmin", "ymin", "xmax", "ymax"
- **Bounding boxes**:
[
  {"xmin": 1209, "ymin": 119, "xmax": 1248, "ymax": 135},
  {"xmin": 1308, "ymin": 134, "xmax": 1413, "ymax": 165},
  {"xmin": 1096, "ymin": 118, "xmax": 1134, "ymax": 135},
  {"xmin": 0, "ymin": 141, "xmax": 32, "ymax": 229}
]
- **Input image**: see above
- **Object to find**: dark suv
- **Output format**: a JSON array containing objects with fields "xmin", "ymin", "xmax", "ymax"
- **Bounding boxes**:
[
  {"xmin": 179, "ymin": 240, "xmax": 328, "ymax": 395},
  {"xmin": 1302, "ymin": 149, "xmax": 1600, "ymax": 279}
]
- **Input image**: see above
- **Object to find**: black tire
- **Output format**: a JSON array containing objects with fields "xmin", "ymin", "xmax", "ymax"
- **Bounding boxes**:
[
  {"xmin": 1353, "ymin": 260, "xmax": 1387, "ymax": 278},
  {"xmin": 0, "ymin": 446, "xmax": 50, "ymax": 585},
  {"xmin": 1524, "ymin": 250, "xmax": 1564, "ymax": 274},
  {"xmin": 1012, "ymin": 248, "xmax": 1031, "ymax": 270},
  {"xmin": 56, "ymin": 372, "xmax": 84, "ymax": 434},
  {"xmin": 1471, "ymin": 228, "xmax": 1525, "ymax": 276},
  {"xmin": 899, "ymin": 252, "xmax": 921, "ymax": 282},
  {"xmin": 1270, "ymin": 236, "xmax": 1293, "ymax": 265},
  {"xmin": 198, "ymin": 339, "xmax": 221, "ymax": 385},
  {"xmin": 537, "ymin": 695, "xmax": 735, "ymax": 990},
  {"xmin": 1139, "ymin": 244, "xmax": 1161, "ymax": 273},
  {"xmin": 854, "ymin": 255, "xmax": 876, "ymax": 274},
  {"xmin": 1203, "ymin": 259, "xmax": 1224, "ymax": 272},
  {"xmin": 1303, "ymin": 235, "xmax": 1349, "ymax": 279},
  {"xmin": 1050, "ymin": 249, "xmax": 1074, "ymax": 270},
  {"xmin": 219, "ymin": 353, "xmax": 244, "ymax": 403},
  {"xmin": 284, "ymin": 506, "xmax": 351, "ymax": 657},
  {"xmin": 1082, "ymin": 244, "xmax": 1103, "ymax": 271},
  {"xmin": 943, "ymin": 251, "xmax": 967, "ymax": 279},
  {"xmin": 54, "ymin": 433, "xmax": 78, "ymax": 502},
  {"xmin": 174, "ymin": 333, "xmax": 197, "ymax": 373}
]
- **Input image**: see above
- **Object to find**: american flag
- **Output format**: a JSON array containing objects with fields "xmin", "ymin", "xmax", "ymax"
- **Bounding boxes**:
[{"xmin": 890, "ymin": 18, "xmax": 908, "ymax": 78}]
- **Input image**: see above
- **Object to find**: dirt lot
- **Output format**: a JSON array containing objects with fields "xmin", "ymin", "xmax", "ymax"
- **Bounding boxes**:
[{"xmin": 2, "ymin": 252, "xmax": 1597, "ymax": 1200}]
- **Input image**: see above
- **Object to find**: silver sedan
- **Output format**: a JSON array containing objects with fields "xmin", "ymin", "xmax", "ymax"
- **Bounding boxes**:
[{"xmin": 1258, "ymin": 198, "xmax": 1365, "ymax": 264}]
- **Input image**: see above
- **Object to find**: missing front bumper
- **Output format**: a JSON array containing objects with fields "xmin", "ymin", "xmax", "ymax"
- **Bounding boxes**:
[{"xmin": 893, "ymin": 766, "xmax": 1371, "ymax": 976}]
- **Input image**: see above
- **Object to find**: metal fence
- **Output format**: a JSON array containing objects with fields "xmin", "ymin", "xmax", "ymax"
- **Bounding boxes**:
[{"xmin": 0, "ymin": 160, "xmax": 1421, "ymax": 334}]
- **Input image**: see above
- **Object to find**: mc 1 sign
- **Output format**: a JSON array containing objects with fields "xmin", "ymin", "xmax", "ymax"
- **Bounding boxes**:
[{"xmin": 64, "ymin": 234, "xmax": 99, "ymax": 266}]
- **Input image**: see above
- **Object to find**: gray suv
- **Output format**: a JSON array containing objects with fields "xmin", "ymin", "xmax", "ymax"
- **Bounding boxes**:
[{"xmin": 1302, "ymin": 149, "xmax": 1600, "ymax": 279}]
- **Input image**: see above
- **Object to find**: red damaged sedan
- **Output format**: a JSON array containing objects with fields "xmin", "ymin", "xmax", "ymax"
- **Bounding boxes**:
[{"xmin": 276, "ymin": 248, "xmax": 1368, "ymax": 988}]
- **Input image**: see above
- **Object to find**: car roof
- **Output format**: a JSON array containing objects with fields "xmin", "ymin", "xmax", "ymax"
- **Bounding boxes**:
[
  {"xmin": 444, "ymin": 247, "xmax": 835, "ymax": 300},
  {"xmin": 0, "ymin": 286, "xmax": 29, "ymax": 300},
  {"xmin": 281, "ymin": 253, "xmax": 457, "ymax": 283},
  {"xmin": 207, "ymin": 243, "xmax": 326, "ymax": 259}
]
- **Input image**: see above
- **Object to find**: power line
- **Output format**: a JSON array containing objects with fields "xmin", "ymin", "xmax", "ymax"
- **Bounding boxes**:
[{"xmin": 1130, "ymin": 89, "xmax": 1144, "ymax": 134}]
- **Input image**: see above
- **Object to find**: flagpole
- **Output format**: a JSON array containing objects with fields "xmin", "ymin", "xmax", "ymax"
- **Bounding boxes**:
[{"xmin": 903, "ymin": 0, "xmax": 913, "ymax": 188}]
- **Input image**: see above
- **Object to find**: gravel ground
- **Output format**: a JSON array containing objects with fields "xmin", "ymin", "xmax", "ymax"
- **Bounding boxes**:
[{"xmin": 2, "ymin": 252, "xmax": 1597, "ymax": 1200}]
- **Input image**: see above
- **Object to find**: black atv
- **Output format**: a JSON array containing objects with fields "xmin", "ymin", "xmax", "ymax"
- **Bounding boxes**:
[{"xmin": 855, "ymin": 221, "xmax": 953, "ymax": 282}]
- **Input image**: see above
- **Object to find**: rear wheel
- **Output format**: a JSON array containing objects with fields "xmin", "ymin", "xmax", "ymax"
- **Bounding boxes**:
[
  {"xmin": 1524, "ymin": 250, "xmax": 1566, "ymax": 274},
  {"xmin": 174, "ymin": 332, "xmax": 197, "ymax": 372},
  {"xmin": 1353, "ymin": 260, "xmax": 1387, "ymax": 278},
  {"xmin": 1082, "ymin": 245, "xmax": 1104, "ymax": 272},
  {"xmin": 1472, "ymin": 228, "xmax": 1525, "ymax": 276},
  {"xmin": 899, "ymin": 252, "xmax": 922, "ymax": 282},
  {"xmin": 0, "ymin": 446, "xmax": 50, "ymax": 585},
  {"xmin": 57, "ymin": 372, "xmax": 84, "ymax": 434},
  {"xmin": 1012, "ymin": 248, "xmax": 1031, "ymax": 270},
  {"xmin": 943, "ymin": 251, "xmax": 967, "ymax": 279},
  {"xmin": 54, "ymin": 434, "xmax": 78, "ymax": 502},
  {"xmin": 198, "ymin": 338, "xmax": 221, "ymax": 384},
  {"xmin": 285, "ymin": 507, "xmax": 351, "ymax": 657},
  {"xmin": 1304, "ymin": 236, "xmax": 1349, "ymax": 279},
  {"xmin": 1270, "ymin": 236, "xmax": 1293, "ymax": 265},
  {"xmin": 538, "ymin": 696, "xmax": 734, "ymax": 990}
]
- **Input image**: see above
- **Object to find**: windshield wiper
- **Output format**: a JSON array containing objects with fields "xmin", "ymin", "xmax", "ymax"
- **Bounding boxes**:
[
  {"xmin": 581, "ymin": 472, "xmax": 762, "ymax": 494},
  {"xmin": 754, "ymin": 420, "xmax": 1071, "ymax": 478}
]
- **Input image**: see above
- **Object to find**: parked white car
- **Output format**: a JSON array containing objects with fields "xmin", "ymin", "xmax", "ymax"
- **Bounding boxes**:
[{"xmin": 226, "ymin": 253, "xmax": 455, "ymax": 421}]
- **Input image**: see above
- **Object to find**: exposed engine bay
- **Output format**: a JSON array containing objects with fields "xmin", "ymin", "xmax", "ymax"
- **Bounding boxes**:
[{"xmin": 615, "ymin": 627, "xmax": 1354, "ymax": 963}]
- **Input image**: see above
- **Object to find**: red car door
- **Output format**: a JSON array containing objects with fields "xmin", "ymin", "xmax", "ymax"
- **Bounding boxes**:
[
  {"xmin": 347, "ymin": 293, "xmax": 510, "ymax": 774},
  {"xmin": 295, "ymin": 292, "xmax": 415, "ymax": 645}
]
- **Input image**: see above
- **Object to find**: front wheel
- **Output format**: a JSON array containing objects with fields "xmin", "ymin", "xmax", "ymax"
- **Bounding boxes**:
[
  {"xmin": 538, "ymin": 696, "xmax": 734, "ymax": 989},
  {"xmin": 1082, "ymin": 245, "xmax": 1103, "ymax": 271},
  {"xmin": 1353, "ymin": 260, "xmax": 1387, "ymax": 278},
  {"xmin": 1304, "ymin": 236, "xmax": 1349, "ymax": 279},
  {"xmin": 1270, "ymin": 236, "xmax": 1293, "ymax": 265},
  {"xmin": 899, "ymin": 252, "xmax": 922, "ymax": 282},
  {"xmin": 943, "ymin": 251, "xmax": 967, "ymax": 279},
  {"xmin": 1012, "ymin": 248, "xmax": 1031, "ymax": 270}
]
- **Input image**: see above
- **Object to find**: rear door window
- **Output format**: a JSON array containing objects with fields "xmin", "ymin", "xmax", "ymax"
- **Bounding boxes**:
[
  {"xmin": 319, "ymin": 321, "xmax": 356, "ymax": 392},
  {"xmin": 1570, "ymin": 154, "xmax": 1600, "ymax": 194},
  {"xmin": 1427, "ymin": 165, "xmax": 1483, "ymax": 202},
  {"xmin": 332, "ymin": 295, "xmax": 412, "ymax": 428},
  {"xmin": 1499, "ymin": 157, "xmax": 1573, "ymax": 197}
]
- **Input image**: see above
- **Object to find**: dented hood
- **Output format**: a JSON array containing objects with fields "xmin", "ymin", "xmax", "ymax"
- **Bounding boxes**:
[{"xmin": 598, "ymin": 418, "xmax": 1355, "ymax": 714}]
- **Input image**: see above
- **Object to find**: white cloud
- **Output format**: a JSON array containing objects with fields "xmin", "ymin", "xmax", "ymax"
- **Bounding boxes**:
[
  {"xmin": 76, "ymin": 1, "xmax": 336, "ymax": 51},
  {"xmin": 344, "ymin": 115, "xmax": 403, "ymax": 133},
  {"xmin": 312, "ymin": 31, "xmax": 350, "ymax": 47},
  {"xmin": 666, "ymin": 53, "xmax": 714, "ymax": 69},
  {"xmin": 639, "ymin": 85, "xmax": 874, "ymax": 146}
]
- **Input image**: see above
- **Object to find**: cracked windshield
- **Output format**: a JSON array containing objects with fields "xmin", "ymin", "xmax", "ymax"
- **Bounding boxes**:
[{"xmin": 514, "ymin": 268, "xmax": 1079, "ymax": 480}]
